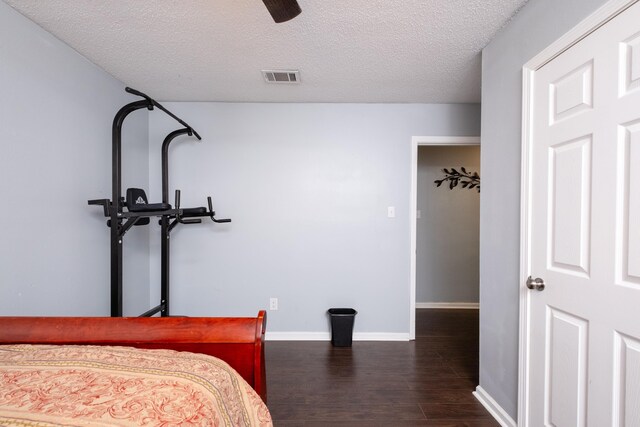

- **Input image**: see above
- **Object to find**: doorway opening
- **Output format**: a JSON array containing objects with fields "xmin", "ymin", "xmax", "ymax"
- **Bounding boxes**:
[{"xmin": 409, "ymin": 136, "xmax": 480, "ymax": 339}]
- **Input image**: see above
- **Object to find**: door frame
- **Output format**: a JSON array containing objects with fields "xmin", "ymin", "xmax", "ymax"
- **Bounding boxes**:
[
  {"xmin": 518, "ymin": 0, "xmax": 638, "ymax": 424},
  {"xmin": 409, "ymin": 136, "xmax": 480, "ymax": 340}
]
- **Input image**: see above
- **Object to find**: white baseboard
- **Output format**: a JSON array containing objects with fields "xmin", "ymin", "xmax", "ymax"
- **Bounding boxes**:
[
  {"xmin": 416, "ymin": 302, "xmax": 479, "ymax": 309},
  {"xmin": 266, "ymin": 332, "xmax": 410, "ymax": 341},
  {"xmin": 473, "ymin": 386, "xmax": 516, "ymax": 427},
  {"xmin": 354, "ymin": 332, "xmax": 410, "ymax": 341},
  {"xmin": 266, "ymin": 332, "xmax": 330, "ymax": 341}
]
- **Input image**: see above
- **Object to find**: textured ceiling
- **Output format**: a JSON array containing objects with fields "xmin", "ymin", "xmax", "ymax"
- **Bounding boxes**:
[{"xmin": 4, "ymin": 0, "xmax": 528, "ymax": 103}]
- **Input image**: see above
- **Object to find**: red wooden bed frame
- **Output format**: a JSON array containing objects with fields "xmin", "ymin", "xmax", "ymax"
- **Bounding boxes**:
[{"xmin": 0, "ymin": 310, "xmax": 267, "ymax": 403}]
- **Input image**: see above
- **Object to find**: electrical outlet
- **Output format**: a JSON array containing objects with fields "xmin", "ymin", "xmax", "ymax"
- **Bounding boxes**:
[{"xmin": 269, "ymin": 297, "xmax": 278, "ymax": 311}]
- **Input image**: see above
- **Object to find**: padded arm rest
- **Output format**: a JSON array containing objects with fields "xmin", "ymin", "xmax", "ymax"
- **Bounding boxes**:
[{"xmin": 182, "ymin": 207, "xmax": 207, "ymax": 217}]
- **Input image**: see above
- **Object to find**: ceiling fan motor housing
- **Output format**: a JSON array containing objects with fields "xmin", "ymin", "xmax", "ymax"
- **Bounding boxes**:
[{"xmin": 262, "ymin": 0, "xmax": 301, "ymax": 23}]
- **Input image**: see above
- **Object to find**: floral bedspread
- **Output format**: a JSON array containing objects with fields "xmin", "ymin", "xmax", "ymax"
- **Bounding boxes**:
[{"xmin": 0, "ymin": 344, "xmax": 272, "ymax": 426}]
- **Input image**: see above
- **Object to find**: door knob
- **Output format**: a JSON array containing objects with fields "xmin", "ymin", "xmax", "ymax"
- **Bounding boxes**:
[{"xmin": 526, "ymin": 276, "xmax": 545, "ymax": 291}]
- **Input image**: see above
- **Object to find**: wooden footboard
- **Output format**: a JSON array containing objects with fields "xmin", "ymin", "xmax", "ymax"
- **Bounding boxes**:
[{"xmin": 0, "ymin": 310, "xmax": 267, "ymax": 403}]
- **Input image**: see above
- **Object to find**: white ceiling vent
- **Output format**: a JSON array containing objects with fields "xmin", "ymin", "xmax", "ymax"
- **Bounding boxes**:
[{"xmin": 262, "ymin": 70, "xmax": 300, "ymax": 84}]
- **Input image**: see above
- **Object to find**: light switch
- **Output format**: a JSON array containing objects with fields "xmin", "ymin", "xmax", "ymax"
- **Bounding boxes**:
[
  {"xmin": 388, "ymin": 206, "xmax": 396, "ymax": 218},
  {"xmin": 417, "ymin": 210, "xmax": 421, "ymax": 219}
]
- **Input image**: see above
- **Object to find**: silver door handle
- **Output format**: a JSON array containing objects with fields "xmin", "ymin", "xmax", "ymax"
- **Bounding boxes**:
[{"xmin": 526, "ymin": 276, "xmax": 545, "ymax": 291}]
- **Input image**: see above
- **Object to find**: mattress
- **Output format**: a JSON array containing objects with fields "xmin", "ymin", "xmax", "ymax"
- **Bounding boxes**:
[{"xmin": 0, "ymin": 344, "xmax": 272, "ymax": 426}]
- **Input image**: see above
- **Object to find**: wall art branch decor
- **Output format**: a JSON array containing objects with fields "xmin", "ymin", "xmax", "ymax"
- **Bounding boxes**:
[{"xmin": 434, "ymin": 167, "xmax": 480, "ymax": 192}]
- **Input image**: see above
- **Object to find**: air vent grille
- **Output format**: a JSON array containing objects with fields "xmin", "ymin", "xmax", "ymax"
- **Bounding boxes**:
[{"xmin": 262, "ymin": 70, "xmax": 300, "ymax": 84}]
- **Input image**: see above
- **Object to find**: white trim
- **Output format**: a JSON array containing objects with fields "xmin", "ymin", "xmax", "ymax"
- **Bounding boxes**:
[
  {"xmin": 354, "ymin": 332, "xmax": 411, "ymax": 341},
  {"xmin": 410, "ymin": 138, "xmax": 418, "ymax": 341},
  {"xmin": 412, "ymin": 136, "xmax": 481, "ymax": 146},
  {"xmin": 518, "ymin": 63, "xmax": 534, "ymax": 427},
  {"xmin": 518, "ymin": 1, "xmax": 638, "ymax": 425},
  {"xmin": 266, "ymin": 332, "xmax": 330, "ymax": 341},
  {"xmin": 416, "ymin": 302, "xmax": 479, "ymax": 309},
  {"xmin": 474, "ymin": 386, "xmax": 517, "ymax": 427},
  {"xmin": 265, "ymin": 332, "xmax": 410, "ymax": 341},
  {"xmin": 409, "ymin": 136, "xmax": 480, "ymax": 341}
]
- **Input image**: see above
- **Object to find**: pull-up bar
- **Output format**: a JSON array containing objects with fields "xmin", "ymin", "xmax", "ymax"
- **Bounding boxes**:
[{"xmin": 125, "ymin": 87, "xmax": 202, "ymax": 140}]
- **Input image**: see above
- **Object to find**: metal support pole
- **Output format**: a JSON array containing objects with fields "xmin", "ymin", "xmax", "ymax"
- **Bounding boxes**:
[
  {"xmin": 110, "ymin": 100, "xmax": 152, "ymax": 317},
  {"xmin": 160, "ymin": 128, "xmax": 192, "ymax": 317},
  {"xmin": 160, "ymin": 218, "xmax": 170, "ymax": 317},
  {"xmin": 162, "ymin": 128, "xmax": 192, "ymax": 204}
]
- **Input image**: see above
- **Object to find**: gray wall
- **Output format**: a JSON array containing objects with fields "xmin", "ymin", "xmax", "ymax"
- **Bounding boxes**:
[
  {"xmin": 148, "ymin": 103, "xmax": 480, "ymax": 333},
  {"xmin": 480, "ymin": 0, "xmax": 609, "ymax": 418},
  {"xmin": 416, "ymin": 146, "xmax": 480, "ymax": 304},
  {"xmin": 0, "ymin": 1, "xmax": 150, "ymax": 316}
]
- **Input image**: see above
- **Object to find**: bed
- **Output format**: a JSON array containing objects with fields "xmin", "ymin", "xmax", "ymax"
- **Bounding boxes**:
[{"xmin": 0, "ymin": 311, "xmax": 270, "ymax": 426}]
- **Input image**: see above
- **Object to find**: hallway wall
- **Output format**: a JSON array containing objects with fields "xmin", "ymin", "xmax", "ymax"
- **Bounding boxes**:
[{"xmin": 416, "ymin": 146, "xmax": 480, "ymax": 304}]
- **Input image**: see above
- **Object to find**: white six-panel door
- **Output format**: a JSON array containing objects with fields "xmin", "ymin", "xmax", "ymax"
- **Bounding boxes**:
[{"xmin": 527, "ymin": 1, "xmax": 640, "ymax": 425}]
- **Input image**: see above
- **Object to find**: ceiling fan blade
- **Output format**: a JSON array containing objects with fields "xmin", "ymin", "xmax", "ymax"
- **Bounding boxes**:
[{"xmin": 262, "ymin": 0, "xmax": 301, "ymax": 23}]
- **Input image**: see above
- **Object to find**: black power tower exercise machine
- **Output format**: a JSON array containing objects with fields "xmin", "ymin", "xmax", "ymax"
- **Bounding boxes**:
[{"xmin": 89, "ymin": 87, "xmax": 230, "ymax": 317}]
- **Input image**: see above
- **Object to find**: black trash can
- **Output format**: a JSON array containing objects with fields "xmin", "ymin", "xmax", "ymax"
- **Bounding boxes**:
[{"xmin": 328, "ymin": 308, "xmax": 357, "ymax": 347}]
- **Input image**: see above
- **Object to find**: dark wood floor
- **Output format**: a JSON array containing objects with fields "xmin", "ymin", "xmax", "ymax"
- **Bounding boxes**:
[{"xmin": 265, "ymin": 309, "xmax": 498, "ymax": 426}]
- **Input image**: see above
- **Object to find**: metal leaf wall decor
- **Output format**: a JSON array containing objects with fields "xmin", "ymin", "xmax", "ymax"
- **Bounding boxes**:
[{"xmin": 434, "ymin": 167, "xmax": 480, "ymax": 192}]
